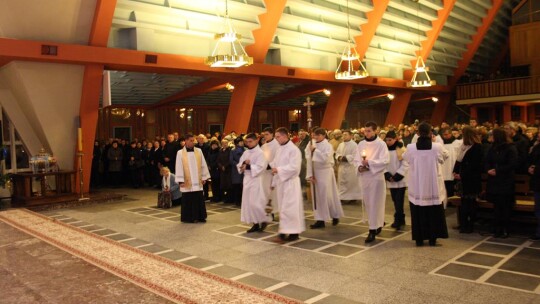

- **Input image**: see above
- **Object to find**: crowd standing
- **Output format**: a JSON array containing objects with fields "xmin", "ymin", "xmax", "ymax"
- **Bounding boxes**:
[{"xmin": 90, "ymin": 118, "xmax": 540, "ymax": 244}]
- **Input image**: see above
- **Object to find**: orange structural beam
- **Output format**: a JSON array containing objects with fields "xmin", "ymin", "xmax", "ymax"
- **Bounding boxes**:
[
  {"xmin": 404, "ymin": 0, "xmax": 456, "ymax": 80},
  {"xmin": 224, "ymin": 77, "xmax": 260, "ymax": 134},
  {"xmin": 349, "ymin": 89, "xmax": 388, "ymax": 103},
  {"xmin": 0, "ymin": 37, "xmax": 451, "ymax": 92},
  {"xmin": 321, "ymin": 84, "xmax": 353, "ymax": 130},
  {"xmin": 354, "ymin": 0, "xmax": 390, "ymax": 61},
  {"xmin": 89, "ymin": 0, "xmax": 117, "ymax": 46},
  {"xmin": 245, "ymin": 0, "xmax": 287, "ymax": 63},
  {"xmin": 151, "ymin": 78, "xmax": 229, "ymax": 109},
  {"xmin": 257, "ymin": 84, "xmax": 323, "ymax": 106},
  {"xmin": 78, "ymin": 65, "xmax": 103, "ymax": 193},
  {"xmin": 384, "ymin": 91, "xmax": 412, "ymax": 127},
  {"xmin": 449, "ymin": 0, "xmax": 503, "ymax": 87},
  {"xmin": 430, "ymin": 94, "xmax": 452, "ymax": 126}
]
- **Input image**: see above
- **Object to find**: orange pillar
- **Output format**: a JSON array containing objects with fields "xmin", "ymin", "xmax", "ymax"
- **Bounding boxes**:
[
  {"xmin": 503, "ymin": 104, "xmax": 511, "ymax": 122},
  {"xmin": 224, "ymin": 77, "xmax": 260, "ymax": 134},
  {"xmin": 78, "ymin": 65, "xmax": 103, "ymax": 193},
  {"xmin": 431, "ymin": 94, "xmax": 451, "ymax": 125},
  {"xmin": 470, "ymin": 106, "xmax": 478, "ymax": 119},
  {"xmin": 384, "ymin": 91, "xmax": 412, "ymax": 127},
  {"xmin": 320, "ymin": 84, "xmax": 353, "ymax": 130},
  {"xmin": 521, "ymin": 105, "xmax": 528, "ymax": 122}
]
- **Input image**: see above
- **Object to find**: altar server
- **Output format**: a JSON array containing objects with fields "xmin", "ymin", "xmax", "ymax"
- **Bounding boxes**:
[
  {"xmin": 237, "ymin": 133, "xmax": 269, "ymax": 233},
  {"xmin": 175, "ymin": 134, "xmax": 211, "ymax": 223},
  {"xmin": 403, "ymin": 122, "xmax": 449, "ymax": 246},
  {"xmin": 384, "ymin": 131, "xmax": 408, "ymax": 230},
  {"xmin": 353, "ymin": 122, "xmax": 389, "ymax": 243},
  {"xmin": 306, "ymin": 128, "xmax": 344, "ymax": 228},
  {"xmin": 271, "ymin": 127, "xmax": 305, "ymax": 242},
  {"xmin": 261, "ymin": 127, "xmax": 280, "ymax": 216},
  {"xmin": 335, "ymin": 130, "xmax": 362, "ymax": 202}
]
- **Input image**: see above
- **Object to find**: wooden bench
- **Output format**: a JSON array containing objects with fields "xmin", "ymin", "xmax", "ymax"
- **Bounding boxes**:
[{"xmin": 447, "ymin": 174, "xmax": 535, "ymax": 214}]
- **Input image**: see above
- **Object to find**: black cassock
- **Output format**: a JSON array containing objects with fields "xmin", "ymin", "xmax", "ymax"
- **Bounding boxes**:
[{"xmin": 181, "ymin": 191, "xmax": 207, "ymax": 223}]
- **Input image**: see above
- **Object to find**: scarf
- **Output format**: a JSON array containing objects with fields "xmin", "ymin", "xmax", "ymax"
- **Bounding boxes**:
[
  {"xmin": 162, "ymin": 173, "xmax": 171, "ymax": 191},
  {"xmin": 181, "ymin": 147, "xmax": 202, "ymax": 188},
  {"xmin": 456, "ymin": 144, "xmax": 472, "ymax": 162}
]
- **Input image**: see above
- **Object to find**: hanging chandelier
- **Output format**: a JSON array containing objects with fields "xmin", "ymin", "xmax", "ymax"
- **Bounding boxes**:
[
  {"xmin": 335, "ymin": 0, "xmax": 368, "ymax": 80},
  {"xmin": 406, "ymin": 0, "xmax": 436, "ymax": 88},
  {"xmin": 205, "ymin": 0, "xmax": 253, "ymax": 68}
]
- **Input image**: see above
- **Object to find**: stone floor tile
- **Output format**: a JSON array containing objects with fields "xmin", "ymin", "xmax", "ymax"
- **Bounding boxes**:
[
  {"xmin": 472, "ymin": 243, "xmax": 519, "ymax": 255},
  {"xmin": 272, "ymin": 284, "xmax": 321, "ymax": 301},
  {"xmin": 122, "ymin": 239, "xmax": 152, "ymax": 248},
  {"xmin": 499, "ymin": 248, "xmax": 540, "ymax": 276},
  {"xmin": 106, "ymin": 233, "xmax": 132, "ymax": 241},
  {"xmin": 289, "ymin": 239, "xmax": 332, "ymax": 250},
  {"xmin": 138, "ymin": 244, "xmax": 169, "ymax": 254},
  {"xmin": 217, "ymin": 226, "xmax": 248, "ymax": 234},
  {"xmin": 180, "ymin": 257, "xmax": 218, "ymax": 269},
  {"xmin": 207, "ymin": 265, "xmax": 249, "ymax": 278},
  {"xmin": 435, "ymin": 263, "xmax": 488, "ymax": 281},
  {"xmin": 319, "ymin": 244, "xmax": 364, "ymax": 257},
  {"xmin": 157, "ymin": 250, "xmax": 192, "ymax": 261},
  {"xmin": 92, "ymin": 229, "xmax": 118, "ymax": 236},
  {"xmin": 456, "ymin": 252, "xmax": 504, "ymax": 267},
  {"xmin": 236, "ymin": 274, "xmax": 282, "ymax": 289},
  {"xmin": 485, "ymin": 271, "xmax": 540, "ymax": 291},
  {"xmin": 312, "ymin": 294, "xmax": 363, "ymax": 304}
]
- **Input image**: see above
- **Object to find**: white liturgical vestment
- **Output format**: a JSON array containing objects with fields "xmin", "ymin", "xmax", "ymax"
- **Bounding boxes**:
[
  {"xmin": 335, "ymin": 140, "xmax": 362, "ymax": 200},
  {"xmin": 306, "ymin": 139, "xmax": 344, "ymax": 221},
  {"xmin": 237, "ymin": 145, "xmax": 268, "ymax": 224}
]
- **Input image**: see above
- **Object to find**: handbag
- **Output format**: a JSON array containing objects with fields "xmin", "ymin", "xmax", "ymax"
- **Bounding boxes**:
[{"xmin": 157, "ymin": 191, "xmax": 172, "ymax": 209}]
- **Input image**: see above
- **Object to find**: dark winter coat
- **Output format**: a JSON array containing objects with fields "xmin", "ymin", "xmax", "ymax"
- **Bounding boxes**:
[
  {"xmin": 453, "ymin": 143, "xmax": 483, "ymax": 195},
  {"xmin": 485, "ymin": 142, "xmax": 518, "ymax": 196}
]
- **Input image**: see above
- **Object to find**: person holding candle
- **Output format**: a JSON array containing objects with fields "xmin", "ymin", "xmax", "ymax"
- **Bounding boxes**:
[{"xmin": 353, "ymin": 122, "xmax": 390, "ymax": 243}]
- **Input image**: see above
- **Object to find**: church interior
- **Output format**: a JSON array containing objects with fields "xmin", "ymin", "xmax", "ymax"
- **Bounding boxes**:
[{"xmin": 1, "ymin": 0, "xmax": 540, "ymax": 303}]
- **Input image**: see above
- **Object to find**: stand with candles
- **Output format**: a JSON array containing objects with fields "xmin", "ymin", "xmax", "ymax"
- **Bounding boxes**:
[{"xmin": 78, "ymin": 128, "xmax": 89, "ymax": 201}]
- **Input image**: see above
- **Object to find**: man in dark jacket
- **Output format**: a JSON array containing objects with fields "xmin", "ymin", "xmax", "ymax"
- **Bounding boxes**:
[
  {"xmin": 163, "ymin": 134, "xmax": 181, "ymax": 173},
  {"xmin": 504, "ymin": 122, "xmax": 529, "ymax": 174}
]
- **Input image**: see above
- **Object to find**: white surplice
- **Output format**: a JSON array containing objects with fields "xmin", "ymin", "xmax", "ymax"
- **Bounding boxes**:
[
  {"xmin": 335, "ymin": 140, "xmax": 362, "ymax": 200},
  {"xmin": 237, "ymin": 145, "xmax": 268, "ymax": 224},
  {"xmin": 353, "ymin": 137, "xmax": 390, "ymax": 229},
  {"xmin": 305, "ymin": 139, "xmax": 344, "ymax": 221},
  {"xmin": 175, "ymin": 148, "xmax": 210, "ymax": 192},
  {"xmin": 261, "ymin": 139, "xmax": 280, "ymax": 212},
  {"xmin": 403, "ymin": 142, "xmax": 448, "ymax": 206},
  {"xmin": 386, "ymin": 146, "xmax": 409, "ymax": 189},
  {"xmin": 442, "ymin": 139, "xmax": 462, "ymax": 181},
  {"xmin": 270, "ymin": 140, "xmax": 305, "ymax": 234}
]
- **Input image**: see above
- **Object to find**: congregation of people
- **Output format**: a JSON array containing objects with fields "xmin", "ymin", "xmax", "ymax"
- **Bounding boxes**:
[{"xmin": 90, "ymin": 118, "xmax": 540, "ymax": 245}]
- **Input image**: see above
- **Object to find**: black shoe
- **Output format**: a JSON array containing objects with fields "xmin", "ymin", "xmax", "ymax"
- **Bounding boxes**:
[
  {"xmin": 365, "ymin": 230, "xmax": 376, "ymax": 243},
  {"xmin": 278, "ymin": 233, "xmax": 287, "ymax": 241},
  {"xmin": 259, "ymin": 222, "xmax": 268, "ymax": 232},
  {"xmin": 287, "ymin": 234, "xmax": 300, "ymax": 241},
  {"xmin": 390, "ymin": 222, "xmax": 399, "ymax": 229},
  {"xmin": 429, "ymin": 239, "xmax": 437, "ymax": 246},
  {"xmin": 376, "ymin": 227, "xmax": 382, "ymax": 235},
  {"xmin": 310, "ymin": 221, "xmax": 325, "ymax": 229},
  {"xmin": 332, "ymin": 218, "xmax": 339, "ymax": 226},
  {"xmin": 416, "ymin": 240, "xmax": 424, "ymax": 247},
  {"xmin": 247, "ymin": 224, "xmax": 260, "ymax": 233}
]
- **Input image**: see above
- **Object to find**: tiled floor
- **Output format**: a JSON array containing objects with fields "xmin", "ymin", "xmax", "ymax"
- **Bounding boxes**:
[
  {"xmin": 216, "ymin": 214, "xmax": 410, "ymax": 258},
  {"xmin": 48, "ymin": 212, "xmax": 362, "ymax": 304},
  {"xmin": 432, "ymin": 236, "xmax": 540, "ymax": 294}
]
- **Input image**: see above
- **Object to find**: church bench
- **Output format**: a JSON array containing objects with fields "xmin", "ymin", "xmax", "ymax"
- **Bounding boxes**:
[{"xmin": 447, "ymin": 174, "xmax": 535, "ymax": 214}]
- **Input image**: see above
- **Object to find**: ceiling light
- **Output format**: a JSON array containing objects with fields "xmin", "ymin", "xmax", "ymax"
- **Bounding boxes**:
[
  {"xmin": 335, "ymin": 0, "xmax": 369, "ymax": 80},
  {"xmin": 205, "ymin": 0, "xmax": 253, "ymax": 68},
  {"xmin": 387, "ymin": 93, "xmax": 395, "ymax": 100},
  {"xmin": 226, "ymin": 83, "xmax": 235, "ymax": 91},
  {"xmin": 323, "ymin": 89, "xmax": 331, "ymax": 96},
  {"xmin": 432, "ymin": 97, "xmax": 439, "ymax": 102},
  {"xmin": 406, "ymin": 1, "xmax": 436, "ymax": 88}
]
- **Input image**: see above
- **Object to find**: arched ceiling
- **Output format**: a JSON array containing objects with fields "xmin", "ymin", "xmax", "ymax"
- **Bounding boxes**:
[{"xmin": 100, "ymin": 0, "xmax": 519, "ymax": 107}]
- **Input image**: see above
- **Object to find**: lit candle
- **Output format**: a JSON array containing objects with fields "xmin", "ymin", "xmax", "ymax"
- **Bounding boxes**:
[
  {"xmin": 361, "ymin": 149, "xmax": 367, "ymax": 160},
  {"xmin": 78, "ymin": 128, "xmax": 83, "ymax": 152}
]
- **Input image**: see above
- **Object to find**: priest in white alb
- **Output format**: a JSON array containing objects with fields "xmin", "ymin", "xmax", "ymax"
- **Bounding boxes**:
[
  {"xmin": 353, "ymin": 122, "xmax": 390, "ymax": 243},
  {"xmin": 237, "ymin": 133, "xmax": 269, "ymax": 233},
  {"xmin": 271, "ymin": 127, "xmax": 305, "ymax": 242},
  {"xmin": 305, "ymin": 128, "xmax": 344, "ymax": 229},
  {"xmin": 175, "ymin": 134, "xmax": 211, "ymax": 223},
  {"xmin": 335, "ymin": 130, "xmax": 362, "ymax": 203}
]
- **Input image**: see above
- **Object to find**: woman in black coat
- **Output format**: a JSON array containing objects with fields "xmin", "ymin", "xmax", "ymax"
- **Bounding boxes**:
[
  {"xmin": 485, "ymin": 128, "xmax": 518, "ymax": 238},
  {"xmin": 217, "ymin": 139, "xmax": 232, "ymax": 203},
  {"xmin": 207, "ymin": 140, "xmax": 221, "ymax": 202},
  {"xmin": 453, "ymin": 126, "xmax": 483, "ymax": 233},
  {"xmin": 527, "ymin": 132, "xmax": 540, "ymax": 240}
]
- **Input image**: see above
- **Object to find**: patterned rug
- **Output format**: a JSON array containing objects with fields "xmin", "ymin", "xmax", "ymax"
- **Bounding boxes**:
[{"xmin": 0, "ymin": 209, "xmax": 300, "ymax": 304}]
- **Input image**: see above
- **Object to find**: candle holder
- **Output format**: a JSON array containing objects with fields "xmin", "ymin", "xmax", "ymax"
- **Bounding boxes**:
[{"xmin": 77, "ymin": 152, "xmax": 89, "ymax": 201}]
